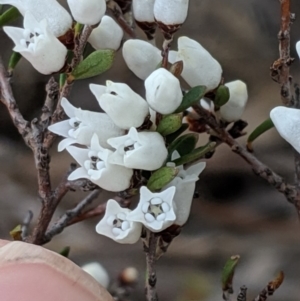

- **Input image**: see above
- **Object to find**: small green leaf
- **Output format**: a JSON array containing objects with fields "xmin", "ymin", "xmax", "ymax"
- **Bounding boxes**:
[
  {"xmin": 74, "ymin": 22, "xmax": 84, "ymax": 36},
  {"xmin": 59, "ymin": 73, "xmax": 67, "ymax": 88},
  {"xmin": 147, "ymin": 166, "xmax": 179, "ymax": 191},
  {"xmin": 168, "ymin": 133, "xmax": 199, "ymax": 159},
  {"xmin": 174, "ymin": 85, "xmax": 206, "ymax": 113},
  {"xmin": 157, "ymin": 114, "xmax": 182, "ymax": 136},
  {"xmin": 9, "ymin": 224, "xmax": 22, "ymax": 241},
  {"xmin": 165, "ymin": 123, "xmax": 189, "ymax": 144},
  {"xmin": 8, "ymin": 51, "xmax": 22, "ymax": 73},
  {"xmin": 222, "ymin": 255, "xmax": 240, "ymax": 292},
  {"xmin": 214, "ymin": 85, "xmax": 230, "ymax": 107},
  {"xmin": 172, "ymin": 142, "xmax": 216, "ymax": 166},
  {"xmin": 59, "ymin": 246, "xmax": 71, "ymax": 258},
  {"xmin": 71, "ymin": 49, "xmax": 115, "ymax": 80},
  {"xmin": 247, "ymin": 118, "xmax": 274, "ymax": 152},
  {"xmin": 0, "ymin": 7, "xmax": 21, "ymax": 27}
]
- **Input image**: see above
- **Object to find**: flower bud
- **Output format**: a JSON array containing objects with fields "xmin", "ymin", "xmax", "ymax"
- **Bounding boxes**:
[
  {"xmin": 219, "ymin": 80, "xmax": 248, "ymax": 122},
  {"xmin": 270, "ymin": 106, "xmax": 300, "ymax": 154},
  {"xmin": 88, "ymin": 16, "xmax": 123, "ymax": 50},
  {"xmin": 296, "ymin": 41, "xmax": 300, "ymax": 59},
  {"xmin": 4, "ymin": 13, "xmax": 67, "ymax": 75},
  {"xmin": 90, "ymin": 81, "xmax": 149, "ymax": 129},
  {"xmin": 145, "ymin": 68, "xmax": 182, "ymax": 114},
  {"xmin": 82, "ymin": 262, "xmax": 110, "ymax": 288},
  {"xmin": 122, "ymin": 39, "xmax": 161, "ymax": 80},
  {"xmin": 0, "ymin": 0, "xmax": 72, "ymax": 37},
  {"xmin": 132, "ymin": 0, "xmax": 155, "ymax": 22},
  {"xmin": 67, "ymin": 0, "xmax": 106, "ymax": 25},
  {"xmin": 169, "ymin": 36, "xmax": 222, "ymax": 91}
]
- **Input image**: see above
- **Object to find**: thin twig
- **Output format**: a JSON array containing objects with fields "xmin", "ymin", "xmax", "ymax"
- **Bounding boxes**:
[
  {"xmin": 41, "ymin": 77, "xmax": 59, "ymax": 123},
  {"xmin": 43, "ymin": 189, "xmax": 101, "ymax": 244},
  {"xmin": 237, "ymin": 286, "xmax": 247, "ymax": 301},
  {"xmin": 144, "ymin": 231, "xmax": 159, "ymax": 301},
  {"xmin": 192, "ymin": 105, "xmax": 299, "ymax": 207}
]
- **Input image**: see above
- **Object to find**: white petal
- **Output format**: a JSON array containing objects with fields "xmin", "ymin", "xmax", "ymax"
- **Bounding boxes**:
[
  {"xmin": 122, "ymin": 39, "xmax": 162, "ymax": 80},
  {"xmin": 89, "ymin": 84, "xmax": 107, "ymax": 99},
  {"xmin": 57, "ymin": 137, "xmax": 77, "ymax": 151},
  {"xmin": 67, "ymin": 0, "xmax": 106, "ymax": 25},
  {"xmin": 66, "ymin": 146, "xmax": 89, "ymax": 167},
  {"xmin": 145, "ymin": 68, "xmax": 182, "ymax": 114},
  {"xmin": 220, "ymin": 80, "xmax": 248, "ymax": 122},
  {"xmin": 132, "ymin": 0, "xmax": 155, "ymax": 22},
  {"xmin": 48, "ymin": 120, "xmax": 71, "ymax": 138},
  {"xmin": 61, "ymin": 98, "xmax": 76, "ymax": 118},
  {"xmin": 88, "ymin": 16, "xmax": 123, "ymax": 50},
  {"xmin": 154, "ymin": 0, "xmax": 189, "ymax": 25},
  {"xmin": 296, "ymin": 41, "xmax": 300, "ymax": 59},
  {"xmin": 68, "ymin": 167, "xmax": 89, "ymax": 181},
  {"xmin": 81, "ymin": 262, "xmax": 110, "ymax": 288}
]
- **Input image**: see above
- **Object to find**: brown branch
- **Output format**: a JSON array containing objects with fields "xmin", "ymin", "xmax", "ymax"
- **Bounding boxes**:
[
  {"xmin": 143, "ymin": 231, "xmax": 159, "ymax": 301},
  {"xmin": 42, "ymin": 189, "xmax": 102, "ymax": 244},
  {"xmin": 192, "ymin": 105, "xmax": 299, "ymax": 207}
]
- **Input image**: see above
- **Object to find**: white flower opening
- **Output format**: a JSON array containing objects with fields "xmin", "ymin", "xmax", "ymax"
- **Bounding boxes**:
[
  {"xmin": 48, "ymin": 98, "xmax": 124, "ymax": 151},
  {"xmin": 127, "ymin": 186, "xmax": 176, "ymax": 232},
  {"xmin": 96, "ymin": 199, "xmax": 142, "ymax": 244},
  {"xmin": 107, "ymin": 127, "xmax": 168, "ymax": 171},
  {"xmin": 4, "ymin": 13, "xmax": 68, "ymax": 75},
  {"xmin": 67, "ymin": 134, "xmax": 133, "ymax": 192}
]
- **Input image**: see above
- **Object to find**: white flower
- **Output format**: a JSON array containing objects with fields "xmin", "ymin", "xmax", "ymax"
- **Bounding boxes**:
[
  {"xmin": 90, "ymin": 81, "xmax": 149, "ymax": 129},
  {"xmin": 67, "ymin": 134, "xmax": 133, "ymax": 192},
  {"xmin": 67, "ymin": 0, "xmax": 106, "ymax": 26},
  {"xmin": 132, "ymin": 0, "xmax": 155, "ymax": 22},
  {"xmin": 154, "ymin": 0, "xmax": 189, "ymax": 25},
  {"xmin": 270, "ymin": 106, "xmax": 300, "ymax": 153},
  {"xmin": 127, "ymin": 186, "xmax": 176, "ymax": 232},
  {"xmin": 3, "ymin": 13, "xmax": 67, "ymax": 75},
  {"xmin": 107, "ymin": 127, "xmax": 168, "ymax": 171},
  {"xmin": 88, "ymin": 16, "xmax": 123, "ymax": 50},
  {"xmin": 165, "ymin": 152, "xmax": 206, "ymax": 226},
  {"xmin": 81, "ymin": 262, "xmax": 110, "ymax": 288},
  {"xmin": 145, "ymin": 68, "xmax": 182, "ymax": 114},
  {"xmin": 48, "ymin": 98, "xmax": 124, "ymax": 151},
  {"xmin": 296, "ymin": 41, "xmax": 300, "ymax": 59},
  {"xmin": 122, "ymin": 39, "xmax": 162, "ymax": 80},
  {"xmin": 96, "ymin": 199, "xmax": 142, "ymax": 243},
  {"xmin": 169, "ymin": 36, "xmax": 222, "ymax": 91},
  {"xmin": 0, "ymin": 0, "xmax": 72, "ymax": 37},
  {"xmin": 219, "ymin": 80, "xmax": 248, "ymax": 122}
]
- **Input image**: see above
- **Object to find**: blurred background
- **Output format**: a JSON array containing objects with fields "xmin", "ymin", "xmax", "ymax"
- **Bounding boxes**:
[{"xmin": 1, "ymin": 0, "xmax": 300, "ymax": 300}]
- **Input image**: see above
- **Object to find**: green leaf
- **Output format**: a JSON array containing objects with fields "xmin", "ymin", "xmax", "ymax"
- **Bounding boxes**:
[
  {"xmin": 174, "ymin": 85, "xmax": 206, "ymax": 113},
  {"xmin": 74, "ymin": 22, "xmax": 84, "ymax": 36},
  {"xmin": 9, "ymin": 224, "xmax": 22, "ymax": 241},
  {"xmin": 157, "ymin": 114, "xmax": 182, "ymax": 136},
  {"xmin": 8, "ymin": 51, "xmax": 22, "ymax": 73},
  {"xmin": 168, "ymin": 133, "xmax": 199, "ymax": 160},
  {"xmin": 222, "ymin": 255, "xmax": 240, "ymax": 292},
  {"xmin": 59, "ymin": 73, "xmax": 67, "ymax": 88},
  {"xmin": 214, "ymin": 85, "xmax": 230, "ymax": 107},
  {"xmin": 247, "ymin": 118, "xmax": 274, "ymax": 152},
  {"xmin": 165, "ymin": 123, "xmax": 189, "ymax": 144},
  {"xmin": 147, "ymin": 166, "xmax": 178, "ymax": 191},
  {"xmin": 59, "ymin": 246, "xmax": 71, "ymax": 258},
  {"xmin": 172, "ymin": 142, "xmax": 216, "ymax": 166},
  {"xmin": 0, "ymin": 7, "xmax": 21, "ymax": 27},
  {"xmin": 70, "ymin": 49, "xmax": 115, "ymax": 80}
]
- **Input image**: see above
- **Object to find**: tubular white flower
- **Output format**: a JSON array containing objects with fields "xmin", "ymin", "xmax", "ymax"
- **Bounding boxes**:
[
  {"xmin": 88, "ymin": 16, "xmax": 123, "ymax": 50},
  {"xmin": 154, "ymin": 0, "xmax": 189, "ymax": 25},
  {"xmin": 0, "ymin": 0, "xmax": 72, "ymax": 37},
  {"xmin": 67, "ymin": 134, "xmax": 133, "ymax": 192},
  {"xmin": 48, "ymin": 98, "xmax": 124, "ymax": 151},
  {"xmin": 169, "ymin": 36, "xmax": 222, "ymax": 91},
  {"xmin": 145, "ymin": 68, "xmax": 182, "ymax": 114},
  {"xmin": 67, "ymin": 0, "xmax": 106, "ymax": 25},
  {"xmin": 96, "ymin": 199, "xmax": 142, "ymax": 244},
  {"xmin": 90, "ymin": 81, "xmax": 149, "ymax": 129},
  {"xmin": 132, "ymin": 0, "xmax": 155, "ymax": 22},
  {"xmin": 165, "ymin": 152, "xmax": 206, "ymax": 226},
  {"xmin": 219, "ymin": 80, "xmax": 248, "ymax": 122},
  {"xmin": 122, "ymin": 39, "xmax": 161, "ymax": 80},
  {"xmin": 3, "ymin": 13, "xmax": 67, "ymax": 75},
  {"xmin": 107, "ymin": 127, "xmax": 168, "ymax": 171},
  {"xmin": 81, "ymin": 262, "xmax": 110, "ymax": 288},
  {"xmin": 270, "ymin": 106, "xmax": 300, "ymax": 153},
  {"xmin": 127, "ymin": 186, "xmax": 176, "ymax": 232}
]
